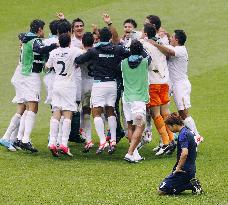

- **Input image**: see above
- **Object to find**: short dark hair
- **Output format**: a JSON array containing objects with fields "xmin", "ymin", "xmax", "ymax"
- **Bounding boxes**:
[
  {"xmin": 57, "ymin": 20, "xmax": 71, "ymax": 35},
  {"xmin": 59, "ymin": 33, "xmax": 71, "ymax": 48},
  {"xmin": 30, "ymin": 19, "xmax": 45, "ymax": 33},
  {"xmin": 146, "ymin": 15, "xmax": 161, "ymax": 30},
  {"xmin": 165, "ymin": 112, "xmax": 184, "ymax": 126},
  {"xmin": 49, "ymin": 20, "xmax": 59, "ymax": 35},
  {"xmin": 144, "ymin": 23, "xmax": 156, "ymax": 39},
  {"xmin": 130, "ymin": 39, "xmax": 143, "ymax": 55},
  {"xmin": 99, "ymin": 27, "xmax": 112, "ymax": 42},
  {"xmin": 174, "ymin": 30, "xmax": 187, "ymax": 45},
  {"xmin": 123, "ymin": 18, "xmax": 137, "ymax": 28},
  {"xmin": 82, "ymin": 32, "xmax": 94, "ymax": 47},
  {"xmin": 72, "ymin": 18, "xmax": 84, "ymax": 29}
]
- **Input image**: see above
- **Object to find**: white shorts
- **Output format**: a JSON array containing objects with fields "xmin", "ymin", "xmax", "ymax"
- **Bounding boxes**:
[
  {"xmin": 11, "ymin": 65, "xmax": 25, "ymax": 104},
  {"xmin": 51, "ymin": 85, "xmax": 77, "ymax": 112},
  {"xmin": 21, "ymin": 73, "xmax": 41, "ymax": 103},
  {"xmin": 91, "ymin": 81, "xmax": 117, "ymax": 108},
  {"xmin": 43, "ymin": 71, "xmax": 55, "ymax": 104},
  {"xmin": 123, "ymin": 100, "xmax": 146, "ymax": 125},
  {"xmin": 171, "ymin": 80, "xmax": 191, "ymax": 110},
  {"xmin": 81, "ymin": 79, "xmax": 93, "ymax": 108}
]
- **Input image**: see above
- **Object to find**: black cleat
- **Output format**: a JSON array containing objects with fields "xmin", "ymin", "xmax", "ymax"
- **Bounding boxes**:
[
  {"xmin": 165, "ymin": 141, "xmax": 177, "ymax": 155},
  {"xmin": 21, "ymin": 142, "xmax": 38, "ymax": 153},
  {"xmin": 190, "ymin": 178, "xmax": 203, "ymax": 195},
  {"xmin": 13, "ymin": 139, "xmax": 22, "ymax": 150}
]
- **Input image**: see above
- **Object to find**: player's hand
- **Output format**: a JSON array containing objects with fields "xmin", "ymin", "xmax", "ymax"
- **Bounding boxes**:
[
  {"xmin": 148, "ymin": 39, "xmax": 156, "ymax": 45},
  {"xmin": 103, "ymin": 13, "xmax": 112, "ymax": 25},
  {"xmin": 56, "ymin": 12, "xmax": 65, "ymax": 20}
]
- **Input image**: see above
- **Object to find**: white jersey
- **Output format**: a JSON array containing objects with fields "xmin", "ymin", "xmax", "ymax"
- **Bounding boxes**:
[
  {"xmin": 121, "ymin": 30, "xmax": 142, "ymax": 48},
  {"xmin": 71, "ymin": 35, "xmax": 83, "ymax": 49},
  {"xmin": 46, "ymin": 47, "xmax": 82, "ymax": 87},
  {"xmin": 167, "ymin": 45, "xmax": 189, "ymax": 82},
  {"xmin": 43, "ymin": 35, "xmax": 58, "ymax": 46},
  {"xmin": 156, "ymin": 33, "xmax": 169, "ymax": 45},
  {"xmin": 141, "ymin": 39, "xmax": 169, "ymax": 84}
]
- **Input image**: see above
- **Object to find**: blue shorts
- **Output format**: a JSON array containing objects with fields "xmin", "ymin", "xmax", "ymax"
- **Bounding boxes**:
[{"xmin": 159, "ymin": 172, "xmax": 195, "ymax": 195}]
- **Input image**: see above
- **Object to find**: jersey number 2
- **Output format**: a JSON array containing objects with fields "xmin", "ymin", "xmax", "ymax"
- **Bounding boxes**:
[{"xmin": 57, "ymin": 61, "xmax": 67, "ymax": 76}]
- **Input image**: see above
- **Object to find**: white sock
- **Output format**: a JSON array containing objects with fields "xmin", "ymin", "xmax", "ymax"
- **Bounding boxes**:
[
  {"xmin": 57, "ymin": 116, "xmax": 64, "ymax": 145},
  {"xmin": 84, "ymin": 114, "xmax": 92, "ymax": 142},
  {"xmin": 3, "ymin": 113, "xmax": 21, "ymax": 140},
  {"xmin": 17, "ymin": 110, "xmax": 27, "ymax": 141},
  {"xmin": 10, "ymin": 127, "xmax": 19, "ymax": 142},
  {"xmin": 94, "ymin": 117, "xmax": 106, "ymax": 144},
  {"xmin": 22, "ymin": 111, "xmax": 36, "ymax": 143},
  {"xmin": 183, "ymin": 116, "xmax": 199, "ymax": 136},
  {"xmin": 108, "ymin": 116, "xmax": 117, "ymax": 142},
  {"xmin": 49, "ymin": 117, "xmax": 59, "ymax": 146},
  {"xmin": 61, "ymin": 119, "xmax": 71, "ymax": 147}
]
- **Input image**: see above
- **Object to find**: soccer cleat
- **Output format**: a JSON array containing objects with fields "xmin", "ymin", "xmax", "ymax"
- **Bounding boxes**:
[
  {"xmin": 190, "ymin": 178, "xmax": 203, "ymax": 195},
  {"xmin": 155, "ymin": 144, "xmax": 170, "ymax": 156},
  {"xmin": 153, "ymin": 144, "xmax": 162, "ymax": 152},
  {"xmin": 133, "ymin": 149, "xmax": 145, "ymax": 162},
  {"xmin": 21, "ymin": 142, "xmax": 38, "ymax": 153},
  {"xmin": 48, "ymin": 144, "xmax": 59, "ymax": 157},
  {"xmin": 0, "ymin": 138, "xmax": 17, "ymax": 151},
  {"xmin": 96, "ymin": 142, "xmax": 109, "ymax": 154},
  {"xmin": 165, "ymin": 141, "xmax": 177, "ymax": 155},
  {"xmin": 13, "ymin": 139, "xmax": 22, "ymax": 150},
  {"xmin": 58, "ymin": 144, "xmax": 73, "ymax": 157},
  {"xmin": 82, "ymin": 141, "xmax": 94, "ymax": 153},
  {"xmin": 194, "ymin": 135, "xmax": 204, "ymax": 146},
  {"xmin": 124, "ymin": 153, "xmax": 136, "ymax": 163},
  {"xmin": 108, "ymin": 140, "xmax": 116, "ymax": 154},
  {"xmin": 79, "ymin": 128, "xmax": 86, "ymax": 140}
]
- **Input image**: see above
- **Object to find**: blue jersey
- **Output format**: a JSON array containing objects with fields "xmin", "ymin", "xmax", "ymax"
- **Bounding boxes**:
[{"xmin": 174, "ymin": 127, "xmax": 197, "ymax": 174}]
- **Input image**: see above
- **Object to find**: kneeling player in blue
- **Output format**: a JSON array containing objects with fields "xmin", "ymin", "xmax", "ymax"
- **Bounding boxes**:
[{"xmin": 158, "ymin": 112, "xmax": 203, "ymax": 195}]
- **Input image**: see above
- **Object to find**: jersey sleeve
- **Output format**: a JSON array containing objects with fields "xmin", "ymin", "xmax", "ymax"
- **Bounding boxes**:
[
  {"xmin": 172, "ymin": 46, "xmax": 185, "ymax": 58},
  {"xmin": 33, "ymin": 39, "xmax": 57, "ymax": 55},
  {"xmin": 75, "ymin": 49, "xmax": 94, "ymax": 65},
  {"xmin": 46, "ymin": 51, "xmax": 54, "ymax": 69}
]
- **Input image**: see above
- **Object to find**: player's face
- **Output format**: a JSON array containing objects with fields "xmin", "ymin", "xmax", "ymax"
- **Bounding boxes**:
[
  {"xmin": 167, "ymin": 124, "xmax": 178, "ymax": 133},
  {"xmin": 124, "ymin": 23, "xmax": 134, "ymax": 34},
  {"xmin": 170, "ymin": 33, "xmax": 178, "ymax": 46},
  {"xmin": 73, "ymin": 22, "xmax": 84, "ymax": 38},
  {"xmin": 37, "ymin": 28, "xmax": 44, "ymax": 38}
]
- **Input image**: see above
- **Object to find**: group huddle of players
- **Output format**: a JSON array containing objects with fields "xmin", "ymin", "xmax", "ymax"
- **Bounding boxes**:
[{"xmin": 0, "ymin": 12, "xmax": 204, "ymax": 195}]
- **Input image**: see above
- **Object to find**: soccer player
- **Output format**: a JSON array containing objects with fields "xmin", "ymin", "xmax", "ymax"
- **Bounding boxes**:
[
  {"xmin": 80, "ymin": 32, "xmax": 95, "ymax": 152},
  {"xmin": 75, "ymin": 27, "xmax": 129, "ymax": 154},
  {"xmin": 142, "ymin": 24, "xmax": 175, "ymax": 156},
  {"xmin": 158, "ymin": 112, "xmax": 203, "ymax": 195},
  {"xmin": 46, "ymin": 33, "xmax": 82, "ymax": 157},
  {"xmin": 148, "ymin": 30, "xmax": 204, "ymax": 145},
  {"xmin": 0, "ymin": 34, "xmax": 26, "ymax": 151},
  {"xmin": 122, "ymin": 40, "xmax": 149, "ymax": 162},
  {"xmin": 16, "ymin": 19, "xmax": 58, "ymax": 152}
]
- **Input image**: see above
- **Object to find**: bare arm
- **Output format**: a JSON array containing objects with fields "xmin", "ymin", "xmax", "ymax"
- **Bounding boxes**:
[{"xmin": 173, "ymin": 148, "xmax": 188, "ymax": 173}]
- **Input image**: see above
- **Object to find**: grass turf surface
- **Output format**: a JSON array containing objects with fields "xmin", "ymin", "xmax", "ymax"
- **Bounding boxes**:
[{"xmin": 0, "ymin": 0, "xmax": 228, "ymax": 204}]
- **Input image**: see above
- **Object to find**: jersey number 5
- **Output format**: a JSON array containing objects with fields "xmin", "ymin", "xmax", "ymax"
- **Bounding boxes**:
[{"xmin": 57, "ymin": 61, "xmax": 67, "ymax": 76}]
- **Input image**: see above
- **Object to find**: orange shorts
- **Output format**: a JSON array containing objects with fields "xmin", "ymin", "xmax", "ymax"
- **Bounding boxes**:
[{"xmin": 147, "ymin": 84, "xmax": 170, "ymax": 107}]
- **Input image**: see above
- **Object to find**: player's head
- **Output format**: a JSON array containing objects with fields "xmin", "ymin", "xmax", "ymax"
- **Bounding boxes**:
[
  {"xmin": 30, "ymin": 19, "xmax": 45, "ymax": 37},
  {"xmin": 143, "ymin": 23, "xmax": 156, "ymax": 39},
  {"xmin": 49, "ymin": 20, "xmax": 59, "ymax": 35},
  {"xmin": 59, "ymin": 33, "xmax": 71, "ymax": 48},
  {"xmin": 130, "ymin": 39, "xmax": 143, "ymax": 55},
  {"xmin": 164, "ymin": 112, "xmax": 184, "ymax": 132},
  {"xmin": 82, "ymin": 32, "xmax": 94, "ymax": 48},
  {"xmin": 145, "ymin": 15, "xmax": 161, "ymax": 31},
  {"xmin": 57, "ymin": 20, "xmax": 71, "ymax": 36},
  {"xmin": 123, "ymin": 19, "xmax": 137, "ymax": 34},
  {"xmin": 170, "ymin": 30, "xmax": 187, "ymax": 46},
  {"xmin": 72, "ymin": 18, "xmax": 85, "ymax": 38},
  {"xmin": 99, "ymin": 27, "xmax": 112, "ymax": 42}
]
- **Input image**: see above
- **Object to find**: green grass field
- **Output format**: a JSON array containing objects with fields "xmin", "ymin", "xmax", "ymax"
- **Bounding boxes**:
[{"xmin": 0, "ymin": 0, "xmax": 228, "ymax": 204}]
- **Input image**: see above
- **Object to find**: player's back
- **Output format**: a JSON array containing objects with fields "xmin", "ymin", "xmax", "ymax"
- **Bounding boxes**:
[{"xmin": 51, "ymin": 47, "xmax": 82, "ymax": 87}]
